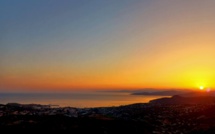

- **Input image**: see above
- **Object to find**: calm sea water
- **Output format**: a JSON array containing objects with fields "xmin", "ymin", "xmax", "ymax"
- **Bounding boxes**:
[{"xmin": 0, "ymin": 92, "xmax": 169, "ymax": 108}]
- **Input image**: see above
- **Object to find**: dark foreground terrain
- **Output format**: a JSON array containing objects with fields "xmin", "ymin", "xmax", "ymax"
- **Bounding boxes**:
[{"xmin": 1, "ymin": 95, "xmax": 215, "ymax": 133}]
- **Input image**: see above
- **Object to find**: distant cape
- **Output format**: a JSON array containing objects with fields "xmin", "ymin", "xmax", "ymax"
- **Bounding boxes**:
[
  {"xmin": 149, "ymin": 95, "xmax": 215, "ymax": 105},
  {"xmin": 131, "ymin": 90, "xmax": 186, "ymax": 96},
  {"xmin": 132, "ymin": 90, "xmax": 215, "ymax": 97}
]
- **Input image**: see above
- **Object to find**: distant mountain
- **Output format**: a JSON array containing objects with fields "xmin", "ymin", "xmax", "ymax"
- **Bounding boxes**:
[
  {"xmin": 179, "ymin": 91, "xmax": 215, "ymax": 97},
  {"xmin": 131, "ymin": 90, "xmax": 187, "ymax": 96},
  {"xmin": 132, "ymin": 90, "xmax": 215, "ymax": 97},
  {"xmin": 149, "ymin": 95, "xmax": 215, "ymax": 105}
]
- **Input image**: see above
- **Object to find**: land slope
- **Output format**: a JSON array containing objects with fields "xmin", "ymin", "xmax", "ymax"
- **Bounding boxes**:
[{"xmin": 1, "ymin": 96, "xmax": 215, "ymax": 133}]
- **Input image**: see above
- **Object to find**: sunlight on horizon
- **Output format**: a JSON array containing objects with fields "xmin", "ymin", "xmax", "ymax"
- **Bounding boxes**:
[{"xmin": 199, "ymin": 86, "xmax": 204, "ymax": 90}]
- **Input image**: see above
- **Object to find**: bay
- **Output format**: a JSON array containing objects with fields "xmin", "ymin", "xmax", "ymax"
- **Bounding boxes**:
[{"xmin": 0, "ymin": 92, "xmax": 169, "ymax": 108}]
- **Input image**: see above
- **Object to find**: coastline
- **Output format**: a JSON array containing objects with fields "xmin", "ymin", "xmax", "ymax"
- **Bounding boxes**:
[
  {"xmin": 0, "ymin": 92, "xmax": 168, "ymax": 108},
  {"xmin": 1, "ymin": 95, "xmax": 215, "ymax": 133}
]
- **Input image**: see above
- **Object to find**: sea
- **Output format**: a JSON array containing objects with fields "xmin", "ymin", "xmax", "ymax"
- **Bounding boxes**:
[{"xmin": 0, "ymin": 91, "xmax": 169, "ymax": 108}]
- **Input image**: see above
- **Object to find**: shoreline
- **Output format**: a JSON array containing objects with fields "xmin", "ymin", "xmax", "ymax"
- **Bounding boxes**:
[{"xmin": 2, "ymin": 95, "xmax": 215, "ymax": 133}]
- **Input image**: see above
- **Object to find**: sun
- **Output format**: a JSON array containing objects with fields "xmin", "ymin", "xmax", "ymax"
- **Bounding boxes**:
[{"xmin": 199, "ymin": 86, "xmax": 204, "ymax": 90}]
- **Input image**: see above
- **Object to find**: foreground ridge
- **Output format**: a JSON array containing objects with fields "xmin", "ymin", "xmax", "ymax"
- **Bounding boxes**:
[{"xmin": 1, "ymin": 96, "xmax": 215, "ymax": 133}]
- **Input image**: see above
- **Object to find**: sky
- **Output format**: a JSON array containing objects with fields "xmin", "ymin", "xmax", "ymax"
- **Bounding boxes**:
[{"xmin": 1, "ymin": 0, "xmax": 215, "ymax": 92}]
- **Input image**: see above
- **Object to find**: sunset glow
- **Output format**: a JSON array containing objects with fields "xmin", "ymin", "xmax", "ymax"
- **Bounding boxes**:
[
  {"xmin": 200, "ymin": 86, "xmax": 204, "ymax": 90},
  {"xmin": 1, "ymin": 0, "xmax": 215, "ymax": 92}
]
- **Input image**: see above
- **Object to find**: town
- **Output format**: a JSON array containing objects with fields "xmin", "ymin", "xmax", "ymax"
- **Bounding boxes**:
[{"xmin": 1, "ymin": 96, "xmax": 215, "ymax": 133}]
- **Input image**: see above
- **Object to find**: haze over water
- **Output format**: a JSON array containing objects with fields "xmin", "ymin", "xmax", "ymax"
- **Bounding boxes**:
[{"xmin": 0, "ymin": 92, "xmax": 167, "ymax": 108}]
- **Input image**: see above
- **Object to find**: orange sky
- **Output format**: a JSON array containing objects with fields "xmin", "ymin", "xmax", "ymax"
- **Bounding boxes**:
[{"xmin": 1, "ymin": 0, "xmax": 215, "ymax": 91}]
